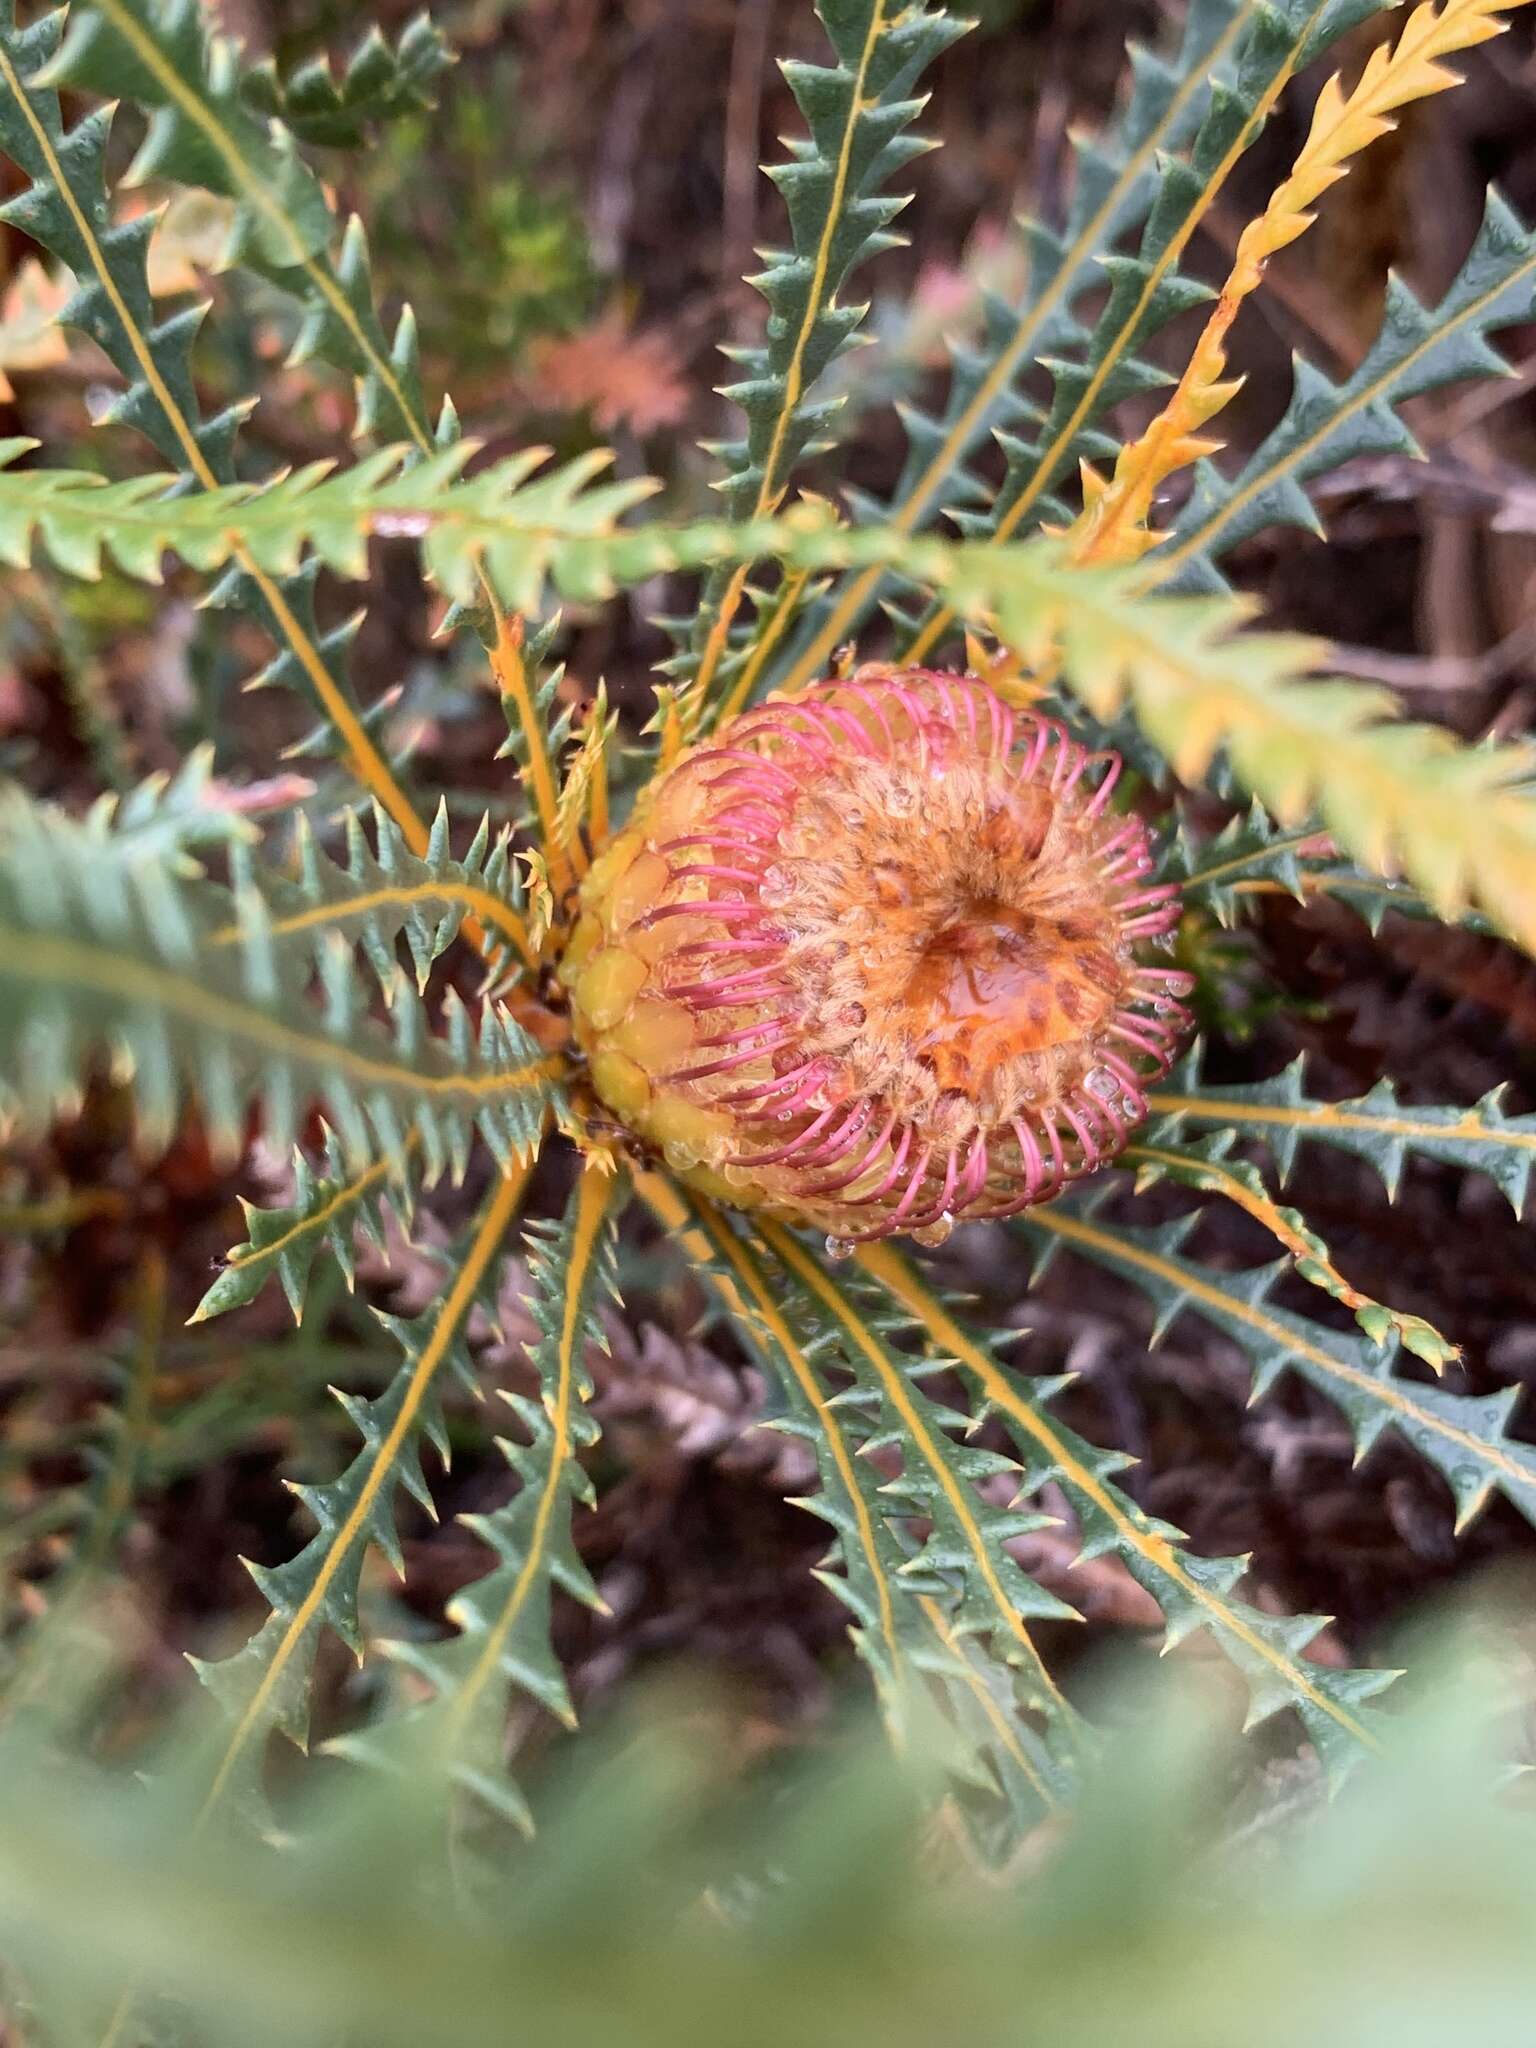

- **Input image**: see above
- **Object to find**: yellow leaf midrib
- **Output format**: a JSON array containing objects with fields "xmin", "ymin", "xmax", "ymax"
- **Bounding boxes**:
[
  {"xmin": 442, "ymin": 1162, "xmax": 616, "ymax": 1744},
  {"xmin": 1156, "ymin": 247, "xmax": 1536, "ymax": 579},
  {"xmin": 208, "ymin": 878, "xmax": 533, "ymax": 969},
  {"xmin": 688, "ymin": 0, "xmax": 892, "ymax": 717},
  {"xmin": 1027, "ymin": 1210, "xmax": 1534, "ymax": 1499},
  {"xmin": 897, "ymin": 0, "xmax": 1338, "ymax": 667},
  {"xmin": 1148, "ymin": 1089, "xmax": 1536, "ymax": 1157}
]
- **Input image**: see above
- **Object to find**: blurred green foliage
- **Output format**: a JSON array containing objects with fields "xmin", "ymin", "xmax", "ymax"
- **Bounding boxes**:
[
  {"xmin": 2, "ymin": 1627, "xmax": 1535, "ymax": 2047},
  {"xmin": 360, "ymin": 65, "xmax": 592, "ymax": 375}
]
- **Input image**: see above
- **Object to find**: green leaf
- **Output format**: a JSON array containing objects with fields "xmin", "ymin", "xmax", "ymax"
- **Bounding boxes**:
[
  {"xmin": 650, "ymin": 1176, "xmax": 1072, "ymax": 1823},
  {"xmin": 41, "ymin": 0, "xmax": 332, "ymax": 266},
  {"xmin": 756, "ymin": 1218, "xmax": 1089, "ymax": 1763},
  {"xmin": 0, "ymin": 12, "xmax": 242, "ymax": 477},
  {"xmin": 906, "ymin": 1592, "xmax": 1074, "ymax": 1844},
  {"xmin": 681, "ymin": 0, "xmax": 966, "ymax": 712},
  {"xmin": 0, "ymin": 4, "xmax": 430, "ymax": 841},
  {"xmin": 225, "ymin": 798, "xmax": 532, "ymax": 991},
  {"xmin": 0, "ymin": 784, "xmax": 559, "ymax": 1177},
  {"xmin": 769, "ymin": 0, "xmax": 1259, "ymax": 694},
  {"xmin": 1165, "ymin": 801, "xmax": 1324, "ymax": 924},
  {"xmin": 190, "ymin": 1133, "xmax": 402, "ymax": 1326},
  {"xmin": 640, "ymin": 1179, "xmax": 925, "ymax": 1743},
  {"xmin": 858, "ymin": 1241, "xmax": 1394, "ymax": 1782},
  {"xmin": 0, "ymin": 441, "xmax": 657, "ymax": 613},
  {"xmin": 716, "ymin": 0, "xmax": 965, "ymax": 526},
  {"xmin": 1147, "ymin": 1046, "xmax": 1536, "ymax": 1210},
  {"xmin": 5, "ymin": 738, "xmax": 256, "ymax": 880},
  {"xmin": 54, "ymin": 0, "xmax": 512, "ymax": 844},
  {"xmin": 187, "ymin": 1165, "xmax": 530, "ymax": 1821},
  {"xmin": 348, "ymin": 1162, "xmax": 621, "ymax": 1827},
  {"xmin": 1123, "ymin": 1133, "xmax": 1459, "ymax": 1368},
  {"xmin": 3, "ymin": 1636, "xmax": 1535, "ymax": 2048},
  {"xmin": 59, "ymin": 0, "xmax": 449, "ymax": 453},
  {"xmin": 1020, "ymin": 1199, "xmax": 1536, "ymax": 1540},
  {"xmin": 241, "ymin": 14, "xmax": 453, "ymax": 150},
  {"xmin": 1165, "ymin": 800, "xmax": 1499, "ymax": 938}
]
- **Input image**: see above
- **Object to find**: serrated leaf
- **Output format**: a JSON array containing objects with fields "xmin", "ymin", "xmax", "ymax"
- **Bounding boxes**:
[
  {"xmin": 1164, "ymin": 801, "xmax": 1326, "ymax": 925},
  {"xmin": 223, "ymin": 798, "xmax": 532, "ymax": 993},
  {"xmin": 1148, "ymin": 1045, "xmax": 1536, "ymax": 1210},
  {"xmin": 647, "ymin": 1175, "xmax": 1071, "ymax": 1823},
  {"xmin": 682, "ymin": 0, "xmax": 967, "ymax": 718},
  {"xmin": 343, "ymin": 1162, "xmax": 622, "ymax": 1824},
  {"xmin": 1166, "ymin": 154, "xmax": 1536, "ymax": 588},
  {"xmin": 0, "ymin": 3, "xmax": 430, "ymax": 845},
  {"xmin": 191, "ymin": 1134, "xmax": 403, "ymax": 1326},
  {"xmin": 187, "ymin": 1164, "xmax": 530, "ymax": 1823},
  {"xmin": 241, "ymin": 14, "xmax": 453, "ymax": 150},
  {"xmin": 894, "ymin": 0, "xmax": 1403, "ymax": 665},
  {"xmin": 769, "ymin": 0, "xmax": 1260, "ymax": 696},
  {"xmin": 3, "ymin": 1638, "xmax": 1535, "ymax": 2048},
  {"xmin": 1020, "ymin": 1200, "xmax": 1536, "ymax": 1542},
  {"xmin": 858, "ymin": 1241, "xmax": 1396, "ymax": 1781},
  {"xmin": 0, "ymin": 784, "xmax": 559, "ymax": 1177},
  {"xmin": 1124, "ymin": 1133, "xmax": 1459, "ymax": 1367},
  {"xmin": 756, "ymin": 1218, "xmax": 1089, "ymax": 1761},
  {"xmin": 42, "ymin": 0, "xmax": 332, "ymax": 266},
  {"xmin": 639, "ymin": 1175, "xmax": 928, "ymax": 1752},
  {"xmin": 1068, "ymin": 2, "xmax": 1536, "ymax": 571}
]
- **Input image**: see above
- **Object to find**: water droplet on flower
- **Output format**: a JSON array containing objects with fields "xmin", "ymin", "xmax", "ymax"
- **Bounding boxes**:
[
  {"xmin": 825, "ymin": 1235, "xmax": 856, "ymax": 1262},
  {"xmin": 1085, "ymin": 1066, "xmax": 1118, "ymax": 1100},
  {"xmin": 912, "ymin": 1213, "xmax": 955, "ymax": 1248}
]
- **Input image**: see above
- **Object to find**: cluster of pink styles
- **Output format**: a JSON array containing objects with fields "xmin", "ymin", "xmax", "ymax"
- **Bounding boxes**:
[{"xmin": 562, "ymin": 665, "xmax": 1193, "ymax": 1250}]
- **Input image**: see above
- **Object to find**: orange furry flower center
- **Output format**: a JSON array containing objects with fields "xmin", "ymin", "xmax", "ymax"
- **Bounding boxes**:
[{"xmin": 562, "ymin": 666, "xmax": 1192, "ymax": 1246}]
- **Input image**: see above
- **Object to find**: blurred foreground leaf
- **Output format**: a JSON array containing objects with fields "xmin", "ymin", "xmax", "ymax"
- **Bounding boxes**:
[{"xmin": 0, "ymin": 1633, "xmax": 1534, "ymax": 2047}]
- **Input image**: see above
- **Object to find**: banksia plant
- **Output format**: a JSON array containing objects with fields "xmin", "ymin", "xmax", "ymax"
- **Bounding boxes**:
[
  {"xmin": 566, "ymin": 665, "xmax": 1190, "ymax": 1244},
  {"xmin": 3, "ymin": 5, "xmax": 1536, "ymax": 2012}
]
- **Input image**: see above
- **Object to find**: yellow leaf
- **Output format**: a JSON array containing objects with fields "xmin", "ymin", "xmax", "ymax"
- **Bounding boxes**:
[{"xmin": 1070, "ymin": 0, "xmax": 1536, "ymax": 568}]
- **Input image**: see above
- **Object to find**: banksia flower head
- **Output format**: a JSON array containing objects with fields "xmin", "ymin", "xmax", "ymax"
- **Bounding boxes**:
[{"xmin": 563, "ymin": 665, "xmax": 1192, "ymax": 1248}]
